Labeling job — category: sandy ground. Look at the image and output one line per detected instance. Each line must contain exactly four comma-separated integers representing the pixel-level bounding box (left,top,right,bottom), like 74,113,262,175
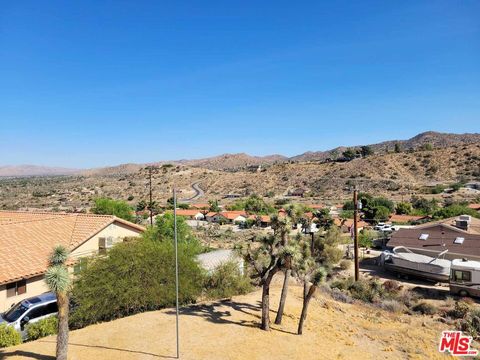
0,280,452,360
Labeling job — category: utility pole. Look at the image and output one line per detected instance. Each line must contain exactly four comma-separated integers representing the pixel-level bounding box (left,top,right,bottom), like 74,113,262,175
173,188,180,359
353,189,360,281
149,167,153,226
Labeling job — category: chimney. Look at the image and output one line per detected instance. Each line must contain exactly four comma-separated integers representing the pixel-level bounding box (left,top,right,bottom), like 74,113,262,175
455,215,472,231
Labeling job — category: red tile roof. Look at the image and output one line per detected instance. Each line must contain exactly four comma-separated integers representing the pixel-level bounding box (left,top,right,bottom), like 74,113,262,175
0,211,144,285
174,209,204,217
468,204,480,211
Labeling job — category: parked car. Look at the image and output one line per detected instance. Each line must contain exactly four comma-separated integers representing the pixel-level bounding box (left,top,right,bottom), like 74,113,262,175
374,222,386,230
0,292,57,339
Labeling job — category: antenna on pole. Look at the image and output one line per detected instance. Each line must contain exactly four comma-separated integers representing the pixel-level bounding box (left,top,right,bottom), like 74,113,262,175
173,187,180,358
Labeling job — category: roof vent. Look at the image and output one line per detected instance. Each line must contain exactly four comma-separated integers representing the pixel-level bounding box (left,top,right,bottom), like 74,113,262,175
419,233,429,240
454,237,465,244
462,258,468,262
456,215,471,231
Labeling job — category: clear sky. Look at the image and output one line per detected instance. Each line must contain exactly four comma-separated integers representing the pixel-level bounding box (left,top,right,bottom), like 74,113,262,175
1,1,479,168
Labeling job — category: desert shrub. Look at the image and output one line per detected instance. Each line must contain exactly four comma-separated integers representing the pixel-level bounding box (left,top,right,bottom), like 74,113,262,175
329,288,354,304
412,302,437,315
204,261,252,300
339,259,352,270
348,279,383,303
0,324,22,348
383,280,402,294
71,239,204,328
25,316,58,341
396,290,418,308
448,301,471,319
378,299,406,313
330,277,355,291
460,309,480,339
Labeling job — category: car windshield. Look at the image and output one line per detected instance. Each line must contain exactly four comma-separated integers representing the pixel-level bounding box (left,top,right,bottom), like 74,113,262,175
3,302,29,322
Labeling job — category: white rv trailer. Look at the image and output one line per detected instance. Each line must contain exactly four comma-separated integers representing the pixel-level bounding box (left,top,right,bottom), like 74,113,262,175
380,246,451,282
450,259,480,298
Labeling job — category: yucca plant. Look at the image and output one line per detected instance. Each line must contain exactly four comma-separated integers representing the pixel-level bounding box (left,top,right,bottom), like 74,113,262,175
45,245,70,360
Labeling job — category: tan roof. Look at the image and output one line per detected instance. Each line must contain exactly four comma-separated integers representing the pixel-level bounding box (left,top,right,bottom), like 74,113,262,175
0,211,144,285
190,203,210,210
248,215,271,223
389,214,428,223
413,216,480,235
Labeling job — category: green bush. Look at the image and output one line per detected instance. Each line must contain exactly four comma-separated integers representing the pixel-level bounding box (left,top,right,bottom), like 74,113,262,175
460,309,480,339
448,301,471,319
71,239,204,328
204,261,252,300
26,316,58,341
412,302,437,315
0,324,22,348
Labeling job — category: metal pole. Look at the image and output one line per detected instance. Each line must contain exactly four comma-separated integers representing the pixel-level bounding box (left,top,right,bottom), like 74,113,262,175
149,168,153,226
353,189,360,281
173,188,180,358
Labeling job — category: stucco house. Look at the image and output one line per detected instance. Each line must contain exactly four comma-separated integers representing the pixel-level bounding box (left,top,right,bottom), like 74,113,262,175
0,211,144,311
174,209,205,220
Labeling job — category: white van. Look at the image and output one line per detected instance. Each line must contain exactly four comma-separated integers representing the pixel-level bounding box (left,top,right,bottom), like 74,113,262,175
0,292,58,339
450,259,480,298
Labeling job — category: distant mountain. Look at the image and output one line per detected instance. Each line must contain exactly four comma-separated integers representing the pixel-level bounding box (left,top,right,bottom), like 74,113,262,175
3,131,479,177
291,131,480,162
0,165,78,177
177,153,287,171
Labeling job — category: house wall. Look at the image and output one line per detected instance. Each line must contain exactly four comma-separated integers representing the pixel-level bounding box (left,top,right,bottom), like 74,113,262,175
0,222,142,312
0,275,48,312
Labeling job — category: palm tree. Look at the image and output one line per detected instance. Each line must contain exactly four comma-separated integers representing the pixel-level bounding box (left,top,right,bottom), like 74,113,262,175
45,245,71,360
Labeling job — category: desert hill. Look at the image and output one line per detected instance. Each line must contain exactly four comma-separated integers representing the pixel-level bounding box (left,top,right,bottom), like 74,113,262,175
2,131,479,177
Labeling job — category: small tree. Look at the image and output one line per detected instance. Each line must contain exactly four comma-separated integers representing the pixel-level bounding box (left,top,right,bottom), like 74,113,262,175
342,148,356,161
395,202,413,215
394,143,402,153
45,246,71,360
360,146,373,157
91,197,134,222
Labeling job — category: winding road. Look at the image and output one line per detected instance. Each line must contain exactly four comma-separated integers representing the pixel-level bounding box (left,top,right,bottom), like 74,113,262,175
180,181,204,202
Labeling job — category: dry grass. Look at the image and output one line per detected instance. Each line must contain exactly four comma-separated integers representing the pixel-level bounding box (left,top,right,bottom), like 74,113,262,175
0,279,452,360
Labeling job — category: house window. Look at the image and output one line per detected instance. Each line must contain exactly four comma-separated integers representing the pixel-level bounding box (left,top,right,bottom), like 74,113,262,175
452,270,471,283
454,237,465,245
6,279,27,298
419,233,429,240
73,258,88,275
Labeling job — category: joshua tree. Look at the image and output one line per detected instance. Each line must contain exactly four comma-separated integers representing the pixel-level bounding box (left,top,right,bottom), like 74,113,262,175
297,268,326,335
45,245,71,360
241,230,286,331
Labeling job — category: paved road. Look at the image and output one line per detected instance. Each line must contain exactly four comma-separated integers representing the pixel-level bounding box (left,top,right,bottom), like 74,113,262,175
180,181,204,202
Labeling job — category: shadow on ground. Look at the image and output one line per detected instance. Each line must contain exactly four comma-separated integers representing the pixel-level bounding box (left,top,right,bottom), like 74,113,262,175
166,299,261,329
166,299,298,335
13,340,177,359
0,350,55,360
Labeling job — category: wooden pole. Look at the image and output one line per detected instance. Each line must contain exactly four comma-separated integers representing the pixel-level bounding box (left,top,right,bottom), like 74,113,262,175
353,189,360,281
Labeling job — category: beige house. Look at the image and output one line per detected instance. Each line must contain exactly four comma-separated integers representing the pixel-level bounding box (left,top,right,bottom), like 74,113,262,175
0,211,144,311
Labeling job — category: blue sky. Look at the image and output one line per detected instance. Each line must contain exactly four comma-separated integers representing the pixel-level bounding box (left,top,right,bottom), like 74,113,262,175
0,0,479,168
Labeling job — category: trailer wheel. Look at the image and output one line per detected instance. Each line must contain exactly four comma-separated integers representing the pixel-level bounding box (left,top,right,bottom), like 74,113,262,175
459,290,469,297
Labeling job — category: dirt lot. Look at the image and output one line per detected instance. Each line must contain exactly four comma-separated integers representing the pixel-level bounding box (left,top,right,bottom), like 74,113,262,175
1,280,452,360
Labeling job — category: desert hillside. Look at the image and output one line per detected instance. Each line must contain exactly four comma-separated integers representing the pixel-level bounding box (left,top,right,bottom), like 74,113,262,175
0,281,449,360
